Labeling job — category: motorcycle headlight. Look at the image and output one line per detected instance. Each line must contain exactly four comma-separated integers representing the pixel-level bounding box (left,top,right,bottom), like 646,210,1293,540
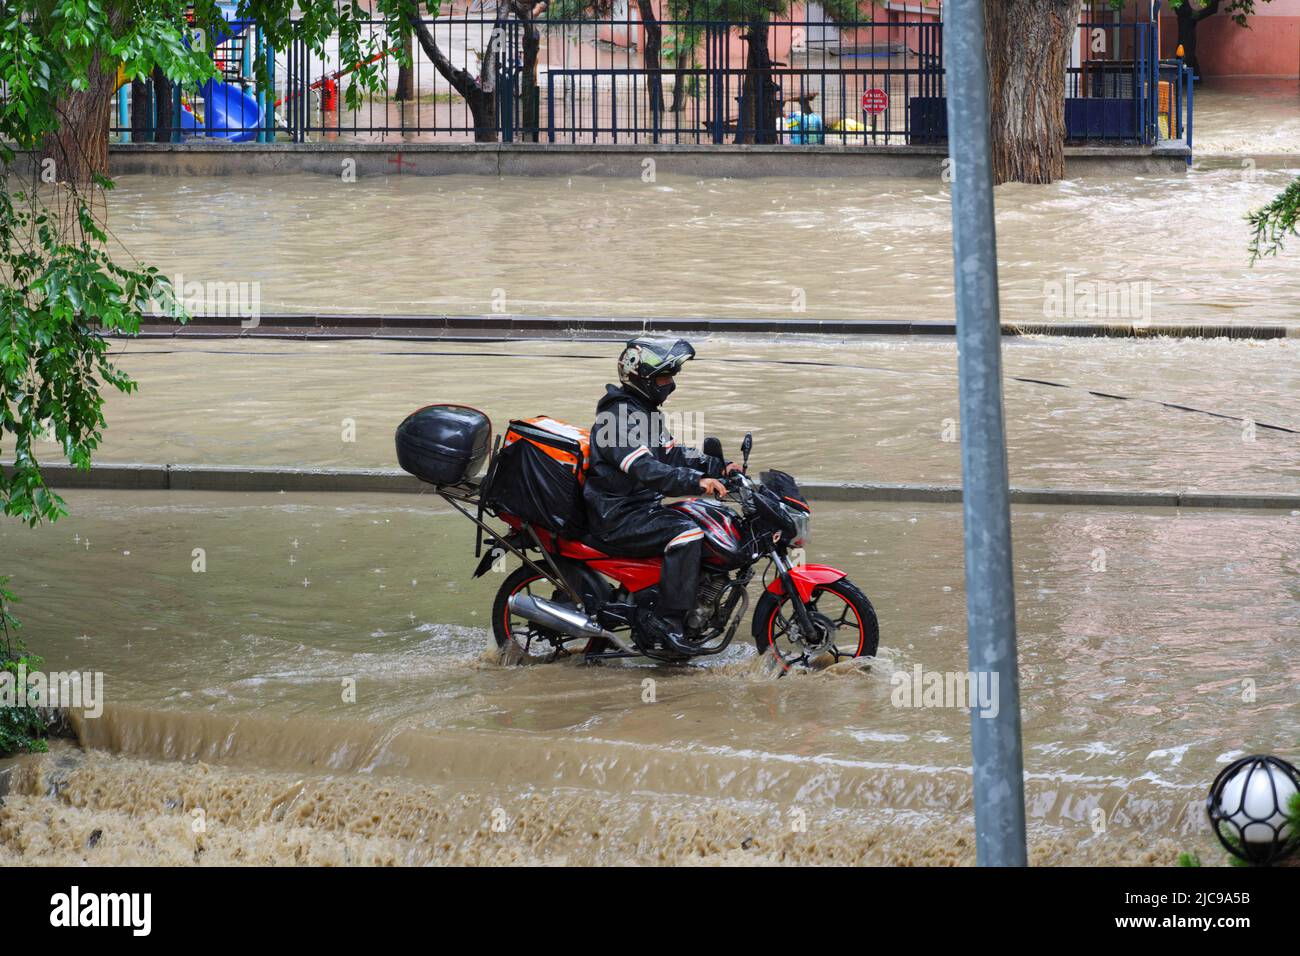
786,506,811,548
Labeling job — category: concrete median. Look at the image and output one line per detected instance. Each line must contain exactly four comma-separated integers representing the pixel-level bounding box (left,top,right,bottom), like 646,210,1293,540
12,461,1297,510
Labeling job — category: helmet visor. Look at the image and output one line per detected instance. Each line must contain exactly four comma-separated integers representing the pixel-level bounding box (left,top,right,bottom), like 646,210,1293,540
639,338,695,376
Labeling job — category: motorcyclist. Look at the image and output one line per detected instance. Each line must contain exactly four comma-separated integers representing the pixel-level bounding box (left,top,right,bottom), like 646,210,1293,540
584,338,740,656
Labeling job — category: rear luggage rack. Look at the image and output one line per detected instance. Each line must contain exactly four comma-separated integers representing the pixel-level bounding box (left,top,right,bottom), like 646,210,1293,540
426,469,586,611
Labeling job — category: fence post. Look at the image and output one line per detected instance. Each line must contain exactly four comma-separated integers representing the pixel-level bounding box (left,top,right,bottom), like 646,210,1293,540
496,21,515,144
256,27,267,144
708,22,724,144
172,84,182,143
294,32,304,144
941,0,1028,868
265,34,276,143
547,72,555,143
286,30,296,143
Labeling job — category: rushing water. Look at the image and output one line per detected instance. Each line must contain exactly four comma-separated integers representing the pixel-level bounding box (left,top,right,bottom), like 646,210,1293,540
1192,79,1300,156
104,164,1300,328
2,490,1296,864
65,337,1300,493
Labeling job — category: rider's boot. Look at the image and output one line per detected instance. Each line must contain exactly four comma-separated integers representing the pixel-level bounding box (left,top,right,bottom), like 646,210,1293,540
640,610,694,657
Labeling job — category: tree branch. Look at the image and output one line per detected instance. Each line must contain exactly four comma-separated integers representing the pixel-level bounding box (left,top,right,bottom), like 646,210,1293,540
407,12,478,96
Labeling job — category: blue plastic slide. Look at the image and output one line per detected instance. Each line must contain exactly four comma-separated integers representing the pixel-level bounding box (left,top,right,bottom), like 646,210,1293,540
196,78,261,142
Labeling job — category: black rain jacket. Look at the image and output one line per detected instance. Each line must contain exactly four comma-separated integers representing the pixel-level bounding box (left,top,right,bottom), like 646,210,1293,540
583,385,726,533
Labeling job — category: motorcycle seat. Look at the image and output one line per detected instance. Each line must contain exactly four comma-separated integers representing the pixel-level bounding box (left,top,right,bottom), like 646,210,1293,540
560,533,662,560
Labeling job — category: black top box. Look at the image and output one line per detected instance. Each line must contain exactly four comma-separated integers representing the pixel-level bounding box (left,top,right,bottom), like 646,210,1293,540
395,404,492,486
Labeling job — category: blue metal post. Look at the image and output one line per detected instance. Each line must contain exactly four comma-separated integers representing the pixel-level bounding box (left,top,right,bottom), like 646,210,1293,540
1136,23,1146,143
118,85,130,143
941,0,1028,868
1154,23,1164,143
256,27,267,143
264,34,276,143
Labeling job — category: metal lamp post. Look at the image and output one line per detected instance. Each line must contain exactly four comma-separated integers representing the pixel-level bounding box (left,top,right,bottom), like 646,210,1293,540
942,0,1029,867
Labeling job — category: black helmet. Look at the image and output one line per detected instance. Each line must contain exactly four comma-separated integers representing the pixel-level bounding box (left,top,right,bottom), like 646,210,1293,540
618,337,695,406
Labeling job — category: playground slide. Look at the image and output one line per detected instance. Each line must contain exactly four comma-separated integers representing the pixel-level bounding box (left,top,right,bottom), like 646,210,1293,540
180,11,263,142
195,78,261,142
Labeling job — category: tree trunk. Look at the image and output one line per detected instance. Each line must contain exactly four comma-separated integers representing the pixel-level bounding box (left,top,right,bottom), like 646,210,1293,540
636,0,664,123
39,50,119,183
669,51,688,114
409,14,500,142
130,80,152,141
736,15,779,144
151,67,175,144
1174,0,1221,78
669,0,693,113
396,25,415,101
520,15,541,141
984,0,1079,184
467,88,498,142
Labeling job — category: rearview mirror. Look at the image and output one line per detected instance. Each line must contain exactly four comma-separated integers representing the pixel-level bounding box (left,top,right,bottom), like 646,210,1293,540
741,433,753,472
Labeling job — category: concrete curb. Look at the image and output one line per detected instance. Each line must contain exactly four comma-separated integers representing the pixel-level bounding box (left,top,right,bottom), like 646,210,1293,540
17,462,1299,510
104,141,1192,179
118,314,1299,341
1195,153,1300,170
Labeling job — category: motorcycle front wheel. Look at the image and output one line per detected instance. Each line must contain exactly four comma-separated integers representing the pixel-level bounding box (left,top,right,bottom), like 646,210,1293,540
752,577,879,672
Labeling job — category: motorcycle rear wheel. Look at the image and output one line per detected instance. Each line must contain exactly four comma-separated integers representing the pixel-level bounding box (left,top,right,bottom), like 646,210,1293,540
491,565,584,662
752,578,879,672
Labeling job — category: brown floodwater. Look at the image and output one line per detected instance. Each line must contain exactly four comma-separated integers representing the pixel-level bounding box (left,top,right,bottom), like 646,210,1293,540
7,101,1299,864
54,337,1300,493
1,490,1296,864
1191,79,1300,156
103,165,1300,328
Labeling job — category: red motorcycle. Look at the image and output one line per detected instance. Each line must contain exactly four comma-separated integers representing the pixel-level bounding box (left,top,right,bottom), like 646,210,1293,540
396,406,878,671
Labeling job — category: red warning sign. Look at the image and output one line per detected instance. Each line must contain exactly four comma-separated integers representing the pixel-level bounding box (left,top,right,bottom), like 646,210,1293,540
861,89,889,115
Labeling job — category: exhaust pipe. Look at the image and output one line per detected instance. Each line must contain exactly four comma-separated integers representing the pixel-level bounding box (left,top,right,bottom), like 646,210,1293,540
507,593,638,655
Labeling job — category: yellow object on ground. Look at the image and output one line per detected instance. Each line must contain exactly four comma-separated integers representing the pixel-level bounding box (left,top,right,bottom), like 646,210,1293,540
830,118,865,132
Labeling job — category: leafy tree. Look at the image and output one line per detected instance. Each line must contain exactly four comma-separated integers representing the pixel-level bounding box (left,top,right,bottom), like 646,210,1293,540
1,1,437,518
0,3,405,750
1248,176,1299,262
0,579,48,756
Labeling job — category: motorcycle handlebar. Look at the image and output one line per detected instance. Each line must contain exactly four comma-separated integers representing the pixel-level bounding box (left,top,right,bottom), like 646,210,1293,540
724,471,759,514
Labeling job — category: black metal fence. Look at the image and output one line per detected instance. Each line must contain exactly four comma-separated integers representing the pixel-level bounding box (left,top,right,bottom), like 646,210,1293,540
279,14,945,146
110,12,1191,149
